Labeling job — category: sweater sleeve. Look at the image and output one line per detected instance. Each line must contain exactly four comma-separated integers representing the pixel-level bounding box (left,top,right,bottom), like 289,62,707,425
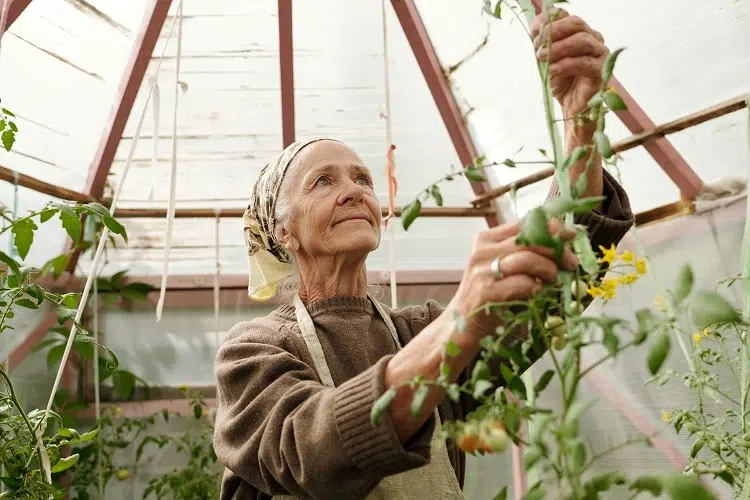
213,318,434,499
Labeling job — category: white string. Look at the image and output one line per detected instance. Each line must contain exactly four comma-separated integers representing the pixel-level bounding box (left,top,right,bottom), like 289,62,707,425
1,2,10,494
35,2,185,485
148,78,160,201
381,0,398,309
213,209,221,350
156,2,184,321
92,260,103,498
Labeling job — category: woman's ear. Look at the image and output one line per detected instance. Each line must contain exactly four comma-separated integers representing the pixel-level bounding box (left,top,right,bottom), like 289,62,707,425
276,225,300,253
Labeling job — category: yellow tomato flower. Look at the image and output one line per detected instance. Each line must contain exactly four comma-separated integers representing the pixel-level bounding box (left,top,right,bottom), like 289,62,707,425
693,332,703,347
616,273,638,285
703,328,710,337
598,244,618,265
587,285,603,298
114,407,123,417
635,258,648,275
619,250,635,263
662,410,672,423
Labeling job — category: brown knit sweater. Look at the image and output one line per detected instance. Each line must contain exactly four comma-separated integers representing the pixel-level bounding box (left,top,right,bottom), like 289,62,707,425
214,171,634,499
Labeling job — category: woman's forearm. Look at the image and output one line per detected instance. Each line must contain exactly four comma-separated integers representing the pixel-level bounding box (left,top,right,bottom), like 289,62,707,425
384,303,480,443
565,122,603,200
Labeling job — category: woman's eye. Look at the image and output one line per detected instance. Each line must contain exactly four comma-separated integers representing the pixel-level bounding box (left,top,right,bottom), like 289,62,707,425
355,176,370,186
315,177,330,187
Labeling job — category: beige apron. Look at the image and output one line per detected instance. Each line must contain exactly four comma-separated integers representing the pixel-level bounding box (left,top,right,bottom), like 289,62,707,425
272,295,465,500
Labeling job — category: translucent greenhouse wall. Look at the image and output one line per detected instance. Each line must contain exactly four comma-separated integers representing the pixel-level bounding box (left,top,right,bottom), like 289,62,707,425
1,199,745,499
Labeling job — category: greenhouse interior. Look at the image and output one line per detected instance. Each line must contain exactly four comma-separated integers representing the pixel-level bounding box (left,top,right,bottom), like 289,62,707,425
1,0,749,498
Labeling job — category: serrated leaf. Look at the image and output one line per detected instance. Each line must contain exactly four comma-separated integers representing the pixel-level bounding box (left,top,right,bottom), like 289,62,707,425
690,290,741,328
545,195,605,217
51,454,79,473
371,387,397,425
573,228,599,275
11,218,37,259
594,131,613,158
517,207,554,248
401,199,422,231
56,307,77,324
103,216,128,242
463,166,485,182
534,370,554,394
471,360,490,382
674,265,694,304
43,253,71,278
410,383,429,416
60,293,80,308
59,210,81,243
15,298,38,309
430,185,443,207
0,250,20,274
444,340,461,357
1,129,15,151
647,331,670,375
83,202,110,218
603,91,626,110
602,47,625,83
473,379,493,399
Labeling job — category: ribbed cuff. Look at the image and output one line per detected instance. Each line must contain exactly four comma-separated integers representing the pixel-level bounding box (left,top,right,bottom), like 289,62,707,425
574,169,634,252
334,355,435,478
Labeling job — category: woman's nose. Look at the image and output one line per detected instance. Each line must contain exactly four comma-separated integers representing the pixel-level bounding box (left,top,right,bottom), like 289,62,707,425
337,180,365,205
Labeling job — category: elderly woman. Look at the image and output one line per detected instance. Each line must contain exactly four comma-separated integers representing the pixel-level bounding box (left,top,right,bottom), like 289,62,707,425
214,9,634,500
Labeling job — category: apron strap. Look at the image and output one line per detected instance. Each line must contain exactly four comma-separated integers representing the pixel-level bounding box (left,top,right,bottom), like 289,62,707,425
293,295,336,388
293,294,401,388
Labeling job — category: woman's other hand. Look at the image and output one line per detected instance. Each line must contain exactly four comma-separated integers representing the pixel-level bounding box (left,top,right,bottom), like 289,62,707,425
532,7,609,119
452,217,579,339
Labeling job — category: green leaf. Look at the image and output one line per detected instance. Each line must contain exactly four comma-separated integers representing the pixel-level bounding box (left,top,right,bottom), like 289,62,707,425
120,282,154,301
630,475,662,496
15,298,38,309
401,199,422,231
463,166,485,182
47,345,66,368
1,477,23,489
84,202,110,218
569,439,587,473
602,47,625,83
8,121,17,132
520,489,545,500
594,131,613,158
533,370,554,394
1,129,15,151
573,170,589,198
112,370,136,400
516,207,554,247
0,250,20,274
471,360,490,382
634,309,656,345
39,207,57,223
51,454,79,473
603,329,619,357
647,331,670,375
716,470,734,486
503,158,516,168
60,293,80,308
493,1,502,18
43,253,71,278
493,486,507,500
446,384,461,402
31,338,61,353
2,108,16,117
103,216,128,242
443,340,461,357
690,290,741,328
564,399,593,430
564,146,588,169
573,229,599,275
603,91,626,110
73,339,96,361
56,307,77,324
26,284,44,304
410,383,429,416
523,446,543,470
659,473,712,500
473,379,493,399
59,210,81,243
430,185,443,207
690,438,704,458
11,218,37,259
587,471,627,492
545,196,606,217
674,265,694,304
371,387,397,425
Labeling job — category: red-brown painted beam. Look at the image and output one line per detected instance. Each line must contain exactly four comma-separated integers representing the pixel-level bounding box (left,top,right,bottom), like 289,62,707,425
390,0,502,228
529,0,703,198
3,0,33,32
65,0,174,273
278,0,295,148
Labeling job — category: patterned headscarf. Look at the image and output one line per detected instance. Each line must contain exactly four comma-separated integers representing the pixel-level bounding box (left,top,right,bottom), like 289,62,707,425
243,137,339,301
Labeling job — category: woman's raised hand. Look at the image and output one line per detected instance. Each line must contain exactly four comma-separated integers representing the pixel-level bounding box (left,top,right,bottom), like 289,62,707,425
453,217,579,338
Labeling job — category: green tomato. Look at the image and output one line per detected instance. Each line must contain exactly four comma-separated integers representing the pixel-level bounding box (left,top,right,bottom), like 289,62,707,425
480,421,510,453
544,315,566,338
568,301,584,315
553,336,567,351
570,279,588,299
115,468,130,481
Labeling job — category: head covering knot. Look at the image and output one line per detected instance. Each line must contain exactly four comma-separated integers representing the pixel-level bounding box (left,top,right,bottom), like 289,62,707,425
242,137,337,300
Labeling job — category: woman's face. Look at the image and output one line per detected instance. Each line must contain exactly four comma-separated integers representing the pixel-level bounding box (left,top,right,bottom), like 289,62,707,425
278,140,381,260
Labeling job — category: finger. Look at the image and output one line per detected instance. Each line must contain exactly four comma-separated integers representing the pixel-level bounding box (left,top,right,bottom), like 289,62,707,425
485,275,544,303
534,15,589,49
482,217,574,244
495,250,560,284
536,32,607,63
530,7,569,39
548,56,603,82
473,239,580,272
